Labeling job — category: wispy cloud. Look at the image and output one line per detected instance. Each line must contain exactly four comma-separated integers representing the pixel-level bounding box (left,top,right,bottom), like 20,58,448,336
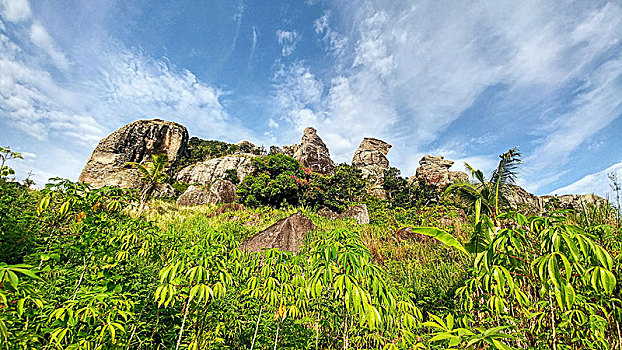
0,0,31,23
271,0,622,184
276,29,299,56
0,0,258,186
551,161,622,199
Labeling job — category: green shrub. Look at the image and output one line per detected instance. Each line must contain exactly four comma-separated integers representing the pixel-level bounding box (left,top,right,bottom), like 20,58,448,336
382,167,439,208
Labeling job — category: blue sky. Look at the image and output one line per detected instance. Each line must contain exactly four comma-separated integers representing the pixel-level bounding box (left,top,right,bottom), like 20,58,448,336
1,0,622,197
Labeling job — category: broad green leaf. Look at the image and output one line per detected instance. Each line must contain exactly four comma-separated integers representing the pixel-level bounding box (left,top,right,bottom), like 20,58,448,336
409,227,468,255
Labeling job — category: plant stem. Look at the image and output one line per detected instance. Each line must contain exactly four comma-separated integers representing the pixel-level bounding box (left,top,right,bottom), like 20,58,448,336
176,296,191,350
250,305,263,350
72,251,94,300
273,321,280,350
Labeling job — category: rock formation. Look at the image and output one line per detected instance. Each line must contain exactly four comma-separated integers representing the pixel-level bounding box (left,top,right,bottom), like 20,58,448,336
176,154,256,185
508,186,606,214
292,127,335,175
176,180,238,206
79,119,189,188
352,138,392,197
414,155,469,189
317,204,370,225
239,212,315,253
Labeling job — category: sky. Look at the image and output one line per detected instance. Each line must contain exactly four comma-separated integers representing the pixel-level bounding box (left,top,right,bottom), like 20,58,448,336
1,0,622,198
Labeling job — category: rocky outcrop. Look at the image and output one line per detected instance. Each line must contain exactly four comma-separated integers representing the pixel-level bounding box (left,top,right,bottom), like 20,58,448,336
352,138,392,197
292,127,335,175
317,204,370,225
176,154,256,185
79,119,189,188
414,155,468,189
508,185,607,213
239,213,315,253
176,180,238,206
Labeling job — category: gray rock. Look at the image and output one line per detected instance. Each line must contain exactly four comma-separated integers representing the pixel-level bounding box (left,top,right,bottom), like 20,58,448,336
79,119,188,188
177,180,238,206
176,154,256,185
240,212,315,253
318,204,370,225
293,127,335,175
352,138,392,198
414,155,468,189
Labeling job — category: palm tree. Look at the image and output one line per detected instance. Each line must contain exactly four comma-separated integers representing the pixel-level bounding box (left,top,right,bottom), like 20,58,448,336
128,154,168,210
444,148,522,221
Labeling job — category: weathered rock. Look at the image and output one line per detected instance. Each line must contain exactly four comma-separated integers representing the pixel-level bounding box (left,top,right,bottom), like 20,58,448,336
414,155,468,189
352,138,392,197
79,119,189,188
176,154,256,185
153,183,176,198
293,127,335,175
317,204,370,225
507,185,607,214
176,180,238,206
239,213,315,253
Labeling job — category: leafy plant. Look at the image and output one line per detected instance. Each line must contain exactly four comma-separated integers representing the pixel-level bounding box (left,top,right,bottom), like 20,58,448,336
129,154,169,210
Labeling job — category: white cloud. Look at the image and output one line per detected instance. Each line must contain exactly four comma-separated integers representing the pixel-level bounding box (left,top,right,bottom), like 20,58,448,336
551,161,622,199
29,22,70,70
0,0,31,23
277,0,622,192
276,29,299,56
1,15,259,183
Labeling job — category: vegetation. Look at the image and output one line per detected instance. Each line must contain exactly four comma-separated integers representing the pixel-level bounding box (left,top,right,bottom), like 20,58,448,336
177,137,265,170
237,154,366,212
1,146,622,349
129,154,169,210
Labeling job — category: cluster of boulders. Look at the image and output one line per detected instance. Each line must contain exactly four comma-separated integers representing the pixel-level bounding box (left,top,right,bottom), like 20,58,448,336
412,155,468,189
78,118,605,215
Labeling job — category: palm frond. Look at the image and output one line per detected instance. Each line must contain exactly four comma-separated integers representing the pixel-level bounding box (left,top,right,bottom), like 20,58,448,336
490,148,522,187
465,163,486,185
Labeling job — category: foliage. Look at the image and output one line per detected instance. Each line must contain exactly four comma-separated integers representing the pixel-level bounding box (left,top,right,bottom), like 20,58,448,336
383,167,440,209
237,156,367,211
177,137,265,170
0,146,23,178
2,143,622,349
129,154,169,210
444,148,522,219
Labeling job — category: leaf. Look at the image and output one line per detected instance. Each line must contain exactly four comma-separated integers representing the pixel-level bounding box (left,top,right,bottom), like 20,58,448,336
409,227,468,255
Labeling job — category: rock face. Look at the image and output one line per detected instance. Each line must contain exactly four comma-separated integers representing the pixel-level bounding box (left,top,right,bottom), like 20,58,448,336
239,213,315,253
176,154,256,185
79,119,189,188
293,127,335,175
352,138,392,197
317,204,370,225
508,186,607,214
414,155,469,189
176,180,238,206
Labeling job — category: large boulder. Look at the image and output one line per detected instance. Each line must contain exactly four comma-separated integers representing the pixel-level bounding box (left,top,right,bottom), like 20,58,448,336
239,213,315,253
414,155,468,189
79,119,189,188
176,154,256,185
352,138,392,197
176,180,238,206
293,127,335,175
317,204,370,225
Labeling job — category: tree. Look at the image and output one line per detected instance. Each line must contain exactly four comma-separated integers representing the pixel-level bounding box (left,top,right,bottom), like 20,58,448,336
128,154,168,210
0,146,23,179
444,148,521,221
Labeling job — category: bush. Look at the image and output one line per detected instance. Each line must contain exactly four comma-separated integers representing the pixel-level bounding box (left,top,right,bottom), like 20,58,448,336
382,167,439,208
238,157,367,211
